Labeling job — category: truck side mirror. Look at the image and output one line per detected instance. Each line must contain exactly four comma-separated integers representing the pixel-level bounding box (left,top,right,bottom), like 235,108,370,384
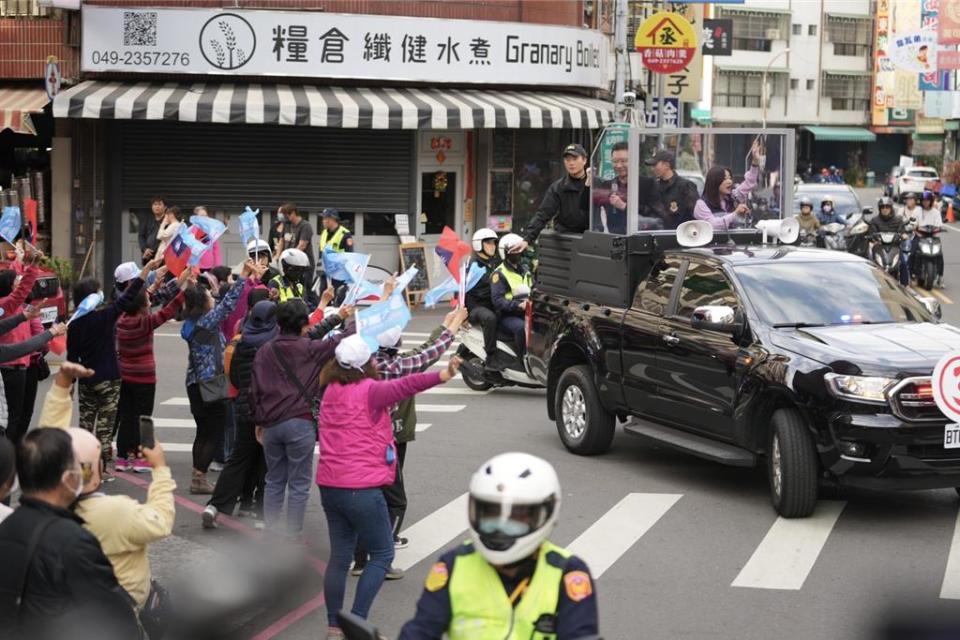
691,305,740,333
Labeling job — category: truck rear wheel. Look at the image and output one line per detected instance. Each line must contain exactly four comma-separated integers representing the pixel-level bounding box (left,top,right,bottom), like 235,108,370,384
555,365,615,455
768,409,818,518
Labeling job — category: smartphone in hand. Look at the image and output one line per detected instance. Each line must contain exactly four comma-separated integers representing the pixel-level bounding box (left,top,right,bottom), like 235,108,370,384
139,416,156,450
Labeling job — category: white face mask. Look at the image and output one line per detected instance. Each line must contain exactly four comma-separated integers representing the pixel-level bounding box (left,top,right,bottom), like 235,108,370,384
822,205,832,213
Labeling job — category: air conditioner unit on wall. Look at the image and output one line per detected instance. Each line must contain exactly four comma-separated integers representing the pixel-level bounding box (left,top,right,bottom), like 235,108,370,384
0,0,49,16
766,28,782,40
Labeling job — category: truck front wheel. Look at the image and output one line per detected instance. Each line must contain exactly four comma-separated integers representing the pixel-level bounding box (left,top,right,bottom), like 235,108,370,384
555,365,615,455
768,408,819,518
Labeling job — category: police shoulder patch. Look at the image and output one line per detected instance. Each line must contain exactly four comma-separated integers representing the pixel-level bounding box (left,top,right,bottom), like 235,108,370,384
491,272,500,284
563,570,593,602
425,562,449,592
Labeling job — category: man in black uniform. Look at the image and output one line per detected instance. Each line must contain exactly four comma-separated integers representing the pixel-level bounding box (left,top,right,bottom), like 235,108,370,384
514,143,591,254
464,229,501,370
646,150,699,230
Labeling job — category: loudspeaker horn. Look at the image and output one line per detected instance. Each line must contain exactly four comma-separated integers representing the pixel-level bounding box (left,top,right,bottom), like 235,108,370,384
755,218,799,245
676,220,713,248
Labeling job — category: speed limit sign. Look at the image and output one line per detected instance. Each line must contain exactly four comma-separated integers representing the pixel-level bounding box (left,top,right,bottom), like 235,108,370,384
933,351,960,424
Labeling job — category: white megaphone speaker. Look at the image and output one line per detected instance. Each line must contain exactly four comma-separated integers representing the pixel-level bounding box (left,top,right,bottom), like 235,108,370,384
676,220,714,248
755,218,800,245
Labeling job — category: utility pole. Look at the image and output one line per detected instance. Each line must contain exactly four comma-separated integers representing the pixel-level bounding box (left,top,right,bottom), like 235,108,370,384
614,0,628,121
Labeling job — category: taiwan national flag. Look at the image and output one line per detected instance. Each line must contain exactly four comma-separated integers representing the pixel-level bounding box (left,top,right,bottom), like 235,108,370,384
164,226,205,276
435,226,471,282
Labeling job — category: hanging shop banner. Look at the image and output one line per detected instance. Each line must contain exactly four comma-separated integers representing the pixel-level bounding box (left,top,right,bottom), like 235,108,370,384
872,0,892,127
919,1,949,91
940,0,960,44
940,50,960,70
81,6,608,89
643,98,680,129
635,11,697,75
889,29,939,73
701,19,732,56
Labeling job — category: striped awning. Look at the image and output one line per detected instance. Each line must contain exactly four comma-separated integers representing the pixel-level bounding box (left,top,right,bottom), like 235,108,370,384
0,86,49,135
53,81,613,130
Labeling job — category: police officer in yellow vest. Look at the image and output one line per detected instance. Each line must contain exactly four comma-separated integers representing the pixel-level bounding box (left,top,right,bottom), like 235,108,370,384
319,208,354,296
269,248,308,302
399,453,598,640
490,233,533,360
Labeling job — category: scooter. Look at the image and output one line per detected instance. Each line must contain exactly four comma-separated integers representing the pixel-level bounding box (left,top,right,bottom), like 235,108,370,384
869,229,908,279
845,211,871,258
913,225,943,290
819,222,849,251
456,320,543,392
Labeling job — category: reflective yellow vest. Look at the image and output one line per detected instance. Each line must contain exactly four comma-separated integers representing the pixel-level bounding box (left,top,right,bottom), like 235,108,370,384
493,263,533,300
319,225,351,253
269,275,304,302
448,541,568,640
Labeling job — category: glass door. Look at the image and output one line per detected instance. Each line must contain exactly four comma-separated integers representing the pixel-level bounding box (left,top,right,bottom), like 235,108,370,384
419,168,461,238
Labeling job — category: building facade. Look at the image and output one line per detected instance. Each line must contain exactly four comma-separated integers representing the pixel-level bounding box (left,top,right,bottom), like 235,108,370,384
48,0,614,283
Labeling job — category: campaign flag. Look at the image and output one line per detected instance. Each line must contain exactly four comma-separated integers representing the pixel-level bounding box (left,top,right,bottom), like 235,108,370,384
0,206,22,244
69,292,103,324
354,278,384,302
164,225,205,275
342,254,371,306
435,226,471,281
322,248,369,283
48,334,66,356
23,199,37,243
394,266,419,295
356,293,413,351
308,305,326,327
424,262,485,308
187,216,227,266
238,206,260,247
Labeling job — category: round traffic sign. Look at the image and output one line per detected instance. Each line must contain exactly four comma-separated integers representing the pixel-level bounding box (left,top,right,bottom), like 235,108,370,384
634,11,697,75
933,351,960,423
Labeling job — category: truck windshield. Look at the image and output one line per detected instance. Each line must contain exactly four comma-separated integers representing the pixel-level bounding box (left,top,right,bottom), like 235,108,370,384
734,261,933,327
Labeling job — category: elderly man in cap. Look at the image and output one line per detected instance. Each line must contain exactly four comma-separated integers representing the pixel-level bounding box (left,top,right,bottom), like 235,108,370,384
513,142,592,254
647,149,699,230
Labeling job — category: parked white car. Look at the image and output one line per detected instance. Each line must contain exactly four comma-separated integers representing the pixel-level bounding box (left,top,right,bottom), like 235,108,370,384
894,166,939,201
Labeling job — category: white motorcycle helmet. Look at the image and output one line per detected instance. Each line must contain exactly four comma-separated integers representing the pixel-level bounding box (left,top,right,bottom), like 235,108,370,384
246,238,271,258
472,228,498,253
498,233,525,261
468,452,561,566
279,248,309,277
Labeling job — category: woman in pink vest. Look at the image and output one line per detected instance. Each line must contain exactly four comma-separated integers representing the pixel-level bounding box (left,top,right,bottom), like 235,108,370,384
317,334,461,640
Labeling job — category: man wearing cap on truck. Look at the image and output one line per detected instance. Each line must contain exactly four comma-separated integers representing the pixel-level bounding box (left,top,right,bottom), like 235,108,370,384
646,149,698,231
512,143,592,254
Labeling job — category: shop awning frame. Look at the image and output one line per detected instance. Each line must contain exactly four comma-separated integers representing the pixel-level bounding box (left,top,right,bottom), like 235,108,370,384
52,81,613,130
804,126,876,142
0,86,49,135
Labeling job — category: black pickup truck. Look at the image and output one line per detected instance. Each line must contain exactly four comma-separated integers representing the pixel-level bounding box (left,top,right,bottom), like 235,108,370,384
528,230,960,517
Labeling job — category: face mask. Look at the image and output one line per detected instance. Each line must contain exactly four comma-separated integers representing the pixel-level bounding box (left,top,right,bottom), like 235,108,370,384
479,517,530,537
823,205,832,213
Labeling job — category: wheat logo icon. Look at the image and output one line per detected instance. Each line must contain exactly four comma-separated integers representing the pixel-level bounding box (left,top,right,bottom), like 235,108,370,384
199,13,256,70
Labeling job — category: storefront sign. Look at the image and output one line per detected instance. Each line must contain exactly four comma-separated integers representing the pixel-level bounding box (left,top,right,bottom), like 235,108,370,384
917,115,945,133
44,56,61,99
665,3,703,102
940,50,960,70
701,19,732,56
81,6,608,89
940,0,960,44
635,11,697,75
420,131,464,164
872,0,892,127
889,29,939,73
644,98,680,128
919,1,949,91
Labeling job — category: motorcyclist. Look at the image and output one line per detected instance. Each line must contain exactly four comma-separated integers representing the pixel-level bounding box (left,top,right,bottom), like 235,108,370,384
465,229,502,371
868,196,909,285
901,192,922,222
269,248,309,302
399,452,598,640
816,196,846,226
490,234,532,361
910,190,945,288
795,197,820,235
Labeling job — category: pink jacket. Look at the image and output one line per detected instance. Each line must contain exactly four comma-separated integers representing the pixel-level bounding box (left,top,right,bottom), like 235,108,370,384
197,240,222,271
0,311,42,367
316,371,442,489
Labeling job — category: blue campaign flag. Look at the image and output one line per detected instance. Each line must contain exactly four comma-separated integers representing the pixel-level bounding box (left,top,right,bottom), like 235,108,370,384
187,216,227,266
354,278,383,301
323,249,370,283
238,206,260,247
0,206,22,244
68,292,104,324
424,262,485,308
356,293,412,351
394,266,419,295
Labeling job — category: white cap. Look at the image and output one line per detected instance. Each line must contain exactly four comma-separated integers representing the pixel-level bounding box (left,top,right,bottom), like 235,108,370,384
376,326,403,349
114,262,140,284
335,334,372,371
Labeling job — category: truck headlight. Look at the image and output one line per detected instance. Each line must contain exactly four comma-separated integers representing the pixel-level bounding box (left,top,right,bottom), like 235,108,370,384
824,373,895,404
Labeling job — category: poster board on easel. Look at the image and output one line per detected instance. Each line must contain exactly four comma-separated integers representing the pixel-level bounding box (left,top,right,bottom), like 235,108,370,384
398,242,431,307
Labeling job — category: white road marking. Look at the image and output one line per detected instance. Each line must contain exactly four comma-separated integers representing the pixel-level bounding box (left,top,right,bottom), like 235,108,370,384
161,443,193,452
732,501,845,590
566,493,682,578
394,493,470,571
417,404,466,413
154,418,195,428
422,387,489,396
415,423,433,432
940,506,960,599
161,397,190,406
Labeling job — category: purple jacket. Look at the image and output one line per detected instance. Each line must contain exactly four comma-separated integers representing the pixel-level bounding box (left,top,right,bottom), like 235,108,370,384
316,372,443,489
693,166,758,230
249,332,349,427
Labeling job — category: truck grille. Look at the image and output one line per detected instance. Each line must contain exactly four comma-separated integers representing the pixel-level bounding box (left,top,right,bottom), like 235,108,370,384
889,377,944,423
32,276,60,301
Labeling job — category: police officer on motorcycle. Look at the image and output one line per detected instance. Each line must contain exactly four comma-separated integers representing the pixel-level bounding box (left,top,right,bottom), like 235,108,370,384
466,229,502,371
868,196,909,285
269,248,309,302
491,234,532,361
399,453,599,640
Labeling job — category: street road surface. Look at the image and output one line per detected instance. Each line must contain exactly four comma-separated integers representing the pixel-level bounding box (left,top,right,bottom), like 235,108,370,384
23,208,960,640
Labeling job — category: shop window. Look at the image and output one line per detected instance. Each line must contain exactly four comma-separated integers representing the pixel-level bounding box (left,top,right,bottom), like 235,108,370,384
489,171,513,218
363,212,400,237
492,130,514,169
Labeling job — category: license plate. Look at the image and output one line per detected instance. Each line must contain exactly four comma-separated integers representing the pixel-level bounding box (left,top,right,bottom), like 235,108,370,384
945,424,960,449
40,307,57,324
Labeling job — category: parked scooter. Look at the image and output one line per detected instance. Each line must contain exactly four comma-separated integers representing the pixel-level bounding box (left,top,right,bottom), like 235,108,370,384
913,225,943,290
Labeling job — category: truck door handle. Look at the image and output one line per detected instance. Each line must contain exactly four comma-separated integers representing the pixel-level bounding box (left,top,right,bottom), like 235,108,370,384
662,334,680,346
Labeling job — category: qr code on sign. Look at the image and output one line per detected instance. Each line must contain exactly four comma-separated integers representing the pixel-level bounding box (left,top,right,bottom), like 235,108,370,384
123,11,157,46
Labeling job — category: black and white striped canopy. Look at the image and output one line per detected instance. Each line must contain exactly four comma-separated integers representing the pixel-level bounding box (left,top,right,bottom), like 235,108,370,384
53,81,613,130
